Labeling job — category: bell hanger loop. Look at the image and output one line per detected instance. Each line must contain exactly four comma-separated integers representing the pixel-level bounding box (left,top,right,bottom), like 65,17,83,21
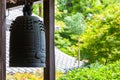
23,0,33,16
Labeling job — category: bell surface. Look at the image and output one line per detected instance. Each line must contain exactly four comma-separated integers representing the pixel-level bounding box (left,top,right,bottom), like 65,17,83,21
9,16,46,67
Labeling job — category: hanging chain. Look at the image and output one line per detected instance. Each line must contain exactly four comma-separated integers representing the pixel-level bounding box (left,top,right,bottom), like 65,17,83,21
23,0,33,16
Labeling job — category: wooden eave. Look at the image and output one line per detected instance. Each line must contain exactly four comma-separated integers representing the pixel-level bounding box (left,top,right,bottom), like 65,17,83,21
7,0,42,8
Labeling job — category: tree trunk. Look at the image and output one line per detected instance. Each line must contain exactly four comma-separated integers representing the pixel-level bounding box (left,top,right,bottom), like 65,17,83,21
78,37,80,67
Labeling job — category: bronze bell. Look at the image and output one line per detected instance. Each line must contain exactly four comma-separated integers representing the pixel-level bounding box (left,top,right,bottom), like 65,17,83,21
9,2,46,67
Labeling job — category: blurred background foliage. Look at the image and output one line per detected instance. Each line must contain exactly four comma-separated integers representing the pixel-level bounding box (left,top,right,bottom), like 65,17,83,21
58,60,120,80
7,71,63,80
55,0,120,65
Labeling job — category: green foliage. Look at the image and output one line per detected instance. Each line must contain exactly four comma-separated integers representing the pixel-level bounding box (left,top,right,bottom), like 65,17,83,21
80,3,120,64
56,0,120,20
6,69,43,80
55,0,120,64
55,30,78,57
7,70,63,80
33,4,39,15
33,4,43,17
57,60,120,80
55,13,85,57
64,13,85,35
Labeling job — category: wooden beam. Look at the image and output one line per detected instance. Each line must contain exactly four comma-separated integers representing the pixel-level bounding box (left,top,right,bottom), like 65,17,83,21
7,0,42,8
43,0,55,80
0,0,6,80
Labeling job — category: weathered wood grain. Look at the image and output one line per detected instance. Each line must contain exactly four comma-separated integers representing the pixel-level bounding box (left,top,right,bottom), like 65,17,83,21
44,0,55,80
0,0,6,80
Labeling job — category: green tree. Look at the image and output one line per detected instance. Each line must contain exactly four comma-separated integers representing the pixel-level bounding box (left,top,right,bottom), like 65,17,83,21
64,13,85,66
55,0,120,65
55,13,85,62
56,0,120,20
80,3,120,64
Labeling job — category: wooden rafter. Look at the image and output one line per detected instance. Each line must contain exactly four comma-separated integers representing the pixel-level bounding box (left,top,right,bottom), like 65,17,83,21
7,0,42,8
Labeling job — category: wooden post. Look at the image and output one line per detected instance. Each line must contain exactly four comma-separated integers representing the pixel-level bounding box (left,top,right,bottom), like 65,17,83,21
43,0,55,80
0,0,6,80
